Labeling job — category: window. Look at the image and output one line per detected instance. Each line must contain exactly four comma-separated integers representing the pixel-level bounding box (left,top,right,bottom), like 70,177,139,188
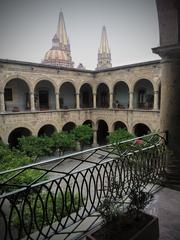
4,88,13,101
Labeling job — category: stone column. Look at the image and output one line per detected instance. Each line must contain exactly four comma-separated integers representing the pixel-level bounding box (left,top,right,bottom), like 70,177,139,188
92,129,97,147
153,45,180,184
129,91,133,109
93,93,96,108
0,92,5,112
76,93,80,109
56,93,60,110
109,92,113,108
153,91,159,110
30,92,35,111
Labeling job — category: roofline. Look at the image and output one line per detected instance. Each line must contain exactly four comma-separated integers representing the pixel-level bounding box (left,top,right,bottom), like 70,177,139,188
0,58,161,73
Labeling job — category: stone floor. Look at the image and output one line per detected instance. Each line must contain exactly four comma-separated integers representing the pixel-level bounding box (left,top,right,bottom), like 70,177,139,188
146,187,180,240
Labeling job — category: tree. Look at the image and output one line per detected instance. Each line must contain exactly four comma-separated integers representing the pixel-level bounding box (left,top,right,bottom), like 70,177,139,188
72,125,93,150
18,135,54,161
107,128,134,144
51,131,76,156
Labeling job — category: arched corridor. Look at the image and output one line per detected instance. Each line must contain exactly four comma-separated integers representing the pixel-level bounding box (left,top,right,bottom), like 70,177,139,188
8,127,31,148
80,84,93,108
34,80,56,110
97,83,109,108
62,122,76,132
133,79,154,109
133,123,151,137
59,82,76,109
38,124,56,137
113,82,129,109
4,78,30,112
113,121,127,131
97,120,109,145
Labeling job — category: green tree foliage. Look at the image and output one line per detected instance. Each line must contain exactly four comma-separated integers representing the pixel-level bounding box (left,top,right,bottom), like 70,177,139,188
72,125,93,150
107,128,134,144
18,136,54,160
51,131,76,156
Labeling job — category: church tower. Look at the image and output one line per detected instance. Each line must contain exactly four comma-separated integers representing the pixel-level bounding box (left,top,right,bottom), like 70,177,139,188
96,26,112,70
43,11,74,68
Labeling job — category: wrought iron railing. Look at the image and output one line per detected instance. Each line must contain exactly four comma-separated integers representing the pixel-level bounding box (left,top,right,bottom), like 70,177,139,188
0,133,167,240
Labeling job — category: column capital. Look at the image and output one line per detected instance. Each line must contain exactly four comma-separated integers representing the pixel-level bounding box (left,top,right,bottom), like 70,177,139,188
152,44,180,60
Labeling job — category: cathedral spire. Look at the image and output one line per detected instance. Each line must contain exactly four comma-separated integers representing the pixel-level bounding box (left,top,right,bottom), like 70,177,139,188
42,10,74,68
57,10,69,46
96,26,112,70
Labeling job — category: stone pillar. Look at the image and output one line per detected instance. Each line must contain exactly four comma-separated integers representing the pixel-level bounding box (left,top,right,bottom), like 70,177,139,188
129,91,133,109
93,93,96,108
153,45,180,184
0,92,5,112
76,93,80,109
92,129,97,147
153,91,159,110
30,92,35,111
109,92,113,108
56,93,60,110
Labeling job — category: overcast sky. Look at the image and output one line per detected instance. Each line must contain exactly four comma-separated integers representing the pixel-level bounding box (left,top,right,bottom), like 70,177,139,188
0,0,160,70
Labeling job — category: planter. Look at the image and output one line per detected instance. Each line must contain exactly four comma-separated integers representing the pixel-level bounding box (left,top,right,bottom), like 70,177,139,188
86,213,159,240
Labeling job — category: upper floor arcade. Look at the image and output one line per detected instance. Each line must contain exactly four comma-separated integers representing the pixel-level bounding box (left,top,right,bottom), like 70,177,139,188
0,58,161,113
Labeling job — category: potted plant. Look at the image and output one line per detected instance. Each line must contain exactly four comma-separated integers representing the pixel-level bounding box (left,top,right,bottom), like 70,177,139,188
86,143,163,240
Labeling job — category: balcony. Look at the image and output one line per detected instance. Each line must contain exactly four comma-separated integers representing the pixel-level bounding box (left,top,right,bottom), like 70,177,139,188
1,133,178,240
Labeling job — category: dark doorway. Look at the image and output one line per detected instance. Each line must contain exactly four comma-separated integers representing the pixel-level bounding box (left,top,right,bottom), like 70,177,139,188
97,120,108,145
8,127,31,148
38,125,56,137
134,123,150,137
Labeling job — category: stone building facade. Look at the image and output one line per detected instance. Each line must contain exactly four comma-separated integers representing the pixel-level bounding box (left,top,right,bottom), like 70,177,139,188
0,58,161,146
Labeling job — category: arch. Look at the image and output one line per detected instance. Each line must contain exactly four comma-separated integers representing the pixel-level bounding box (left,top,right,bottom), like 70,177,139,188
133,123,151,137
80,83,93,108
34,80,56,110
38,124,56,137
97,119,109,145
8,127,32,148
113,81,129,109
59,82,76,109
96,83,110,108
133,79,154,109
62,122,76,132
113,121,127,131
2,75,33,92
4,78,30,112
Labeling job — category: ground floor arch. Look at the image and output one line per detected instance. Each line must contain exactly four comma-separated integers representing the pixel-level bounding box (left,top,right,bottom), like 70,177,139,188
62,122,76,132
133,123,151,137
38,124,56,137
113,121,127,131
83,120,94,145
97,120,109,145
8,127,31,148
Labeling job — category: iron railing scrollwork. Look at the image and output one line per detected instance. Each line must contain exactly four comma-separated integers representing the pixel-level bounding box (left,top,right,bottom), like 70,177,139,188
0,133,167,240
